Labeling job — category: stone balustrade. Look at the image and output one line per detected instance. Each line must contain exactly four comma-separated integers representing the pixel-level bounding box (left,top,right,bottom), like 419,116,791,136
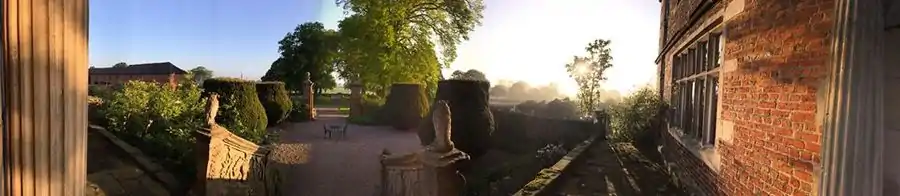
192,94,281,196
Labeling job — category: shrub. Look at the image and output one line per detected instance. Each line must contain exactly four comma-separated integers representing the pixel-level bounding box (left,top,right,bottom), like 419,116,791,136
348,94,385,125
288,103,312,122
256,82,293,126
202,78,268,140
98,81,206,190
419,80,494,159
608,86,666,143
382,83,430,130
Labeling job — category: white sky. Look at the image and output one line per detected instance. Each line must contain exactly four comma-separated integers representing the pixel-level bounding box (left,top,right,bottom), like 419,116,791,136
321,0,662,96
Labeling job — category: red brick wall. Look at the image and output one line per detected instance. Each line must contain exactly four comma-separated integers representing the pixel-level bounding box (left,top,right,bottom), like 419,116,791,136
89,74,185,86
658,0,833,195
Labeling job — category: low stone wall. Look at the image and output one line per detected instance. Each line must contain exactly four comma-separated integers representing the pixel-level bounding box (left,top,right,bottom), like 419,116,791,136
193,128,280,196
490,109,597,153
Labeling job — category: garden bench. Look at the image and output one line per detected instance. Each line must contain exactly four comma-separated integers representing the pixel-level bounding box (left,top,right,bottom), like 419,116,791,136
324,123,348,140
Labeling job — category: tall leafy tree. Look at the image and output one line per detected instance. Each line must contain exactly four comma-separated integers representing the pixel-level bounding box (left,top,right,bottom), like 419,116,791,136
450,69,487,81
113,62,128,68
262,22,338,94
189,66,214,83
566,39,614,114
334,0,485,97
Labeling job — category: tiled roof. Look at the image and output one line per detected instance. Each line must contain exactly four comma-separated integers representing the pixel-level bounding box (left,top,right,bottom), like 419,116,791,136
89,62,188,75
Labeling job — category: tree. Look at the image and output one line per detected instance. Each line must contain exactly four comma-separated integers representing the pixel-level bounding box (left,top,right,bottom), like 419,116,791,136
566,39,614,115
508,81,530,98
333,0,485,98
450,69,488,81
490,84,508,97
113,62,128,68
189,66,214,83
262,22,338,93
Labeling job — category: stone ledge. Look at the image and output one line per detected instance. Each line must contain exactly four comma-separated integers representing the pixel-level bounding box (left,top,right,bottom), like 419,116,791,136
88,125,182,193
513,134,601,196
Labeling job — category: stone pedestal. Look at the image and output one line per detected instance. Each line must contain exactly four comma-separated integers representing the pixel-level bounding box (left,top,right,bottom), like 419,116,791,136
420,149,469,196
349,82,364,118
302,72,316,121
2,0,90,194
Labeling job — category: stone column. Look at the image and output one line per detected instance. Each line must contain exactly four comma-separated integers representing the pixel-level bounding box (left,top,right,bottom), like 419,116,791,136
349,81,364,118
2,0,90,195
818,0,886,195
302,72,316,120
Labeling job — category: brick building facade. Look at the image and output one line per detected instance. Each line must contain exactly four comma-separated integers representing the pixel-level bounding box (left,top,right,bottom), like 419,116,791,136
652,0,895,195
656,0,900,194
89,62,188,87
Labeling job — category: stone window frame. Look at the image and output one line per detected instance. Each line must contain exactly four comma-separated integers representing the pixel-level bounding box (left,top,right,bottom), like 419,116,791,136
666,19,728,172
670,31,722,147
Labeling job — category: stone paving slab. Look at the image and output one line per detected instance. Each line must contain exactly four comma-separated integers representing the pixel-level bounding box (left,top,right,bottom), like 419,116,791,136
271,116,422,196
85,128,171,196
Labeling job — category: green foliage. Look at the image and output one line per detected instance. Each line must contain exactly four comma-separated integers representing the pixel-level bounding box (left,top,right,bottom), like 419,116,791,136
188,66,214,84
348,94,386,125
113,62,128,68
333,0,485,98
608,87,666,142
98,81,206,187
287,103,312,122
451,69,488,81
565,39,614,115
263,22,338,92
256,82,293,126
382,83,431,130
202,78,269,141
513,98,580,119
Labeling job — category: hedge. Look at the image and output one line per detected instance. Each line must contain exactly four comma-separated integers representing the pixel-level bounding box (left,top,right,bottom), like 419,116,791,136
382,83,430,130
256,82,293,126
418,79,494,159
202,78,268,141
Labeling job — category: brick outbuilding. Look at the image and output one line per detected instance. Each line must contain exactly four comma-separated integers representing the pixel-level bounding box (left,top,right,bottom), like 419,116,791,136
89,62,188,87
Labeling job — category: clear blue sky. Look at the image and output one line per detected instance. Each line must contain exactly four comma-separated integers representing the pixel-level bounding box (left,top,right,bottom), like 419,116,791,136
90,0,661,96
89,0,344,79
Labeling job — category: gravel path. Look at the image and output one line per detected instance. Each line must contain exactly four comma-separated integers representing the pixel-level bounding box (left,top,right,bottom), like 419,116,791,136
269,116,422,196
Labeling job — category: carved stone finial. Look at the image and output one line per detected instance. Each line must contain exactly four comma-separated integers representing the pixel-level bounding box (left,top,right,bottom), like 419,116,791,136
303,72,312,82
427,100,454,153
206,93,220,126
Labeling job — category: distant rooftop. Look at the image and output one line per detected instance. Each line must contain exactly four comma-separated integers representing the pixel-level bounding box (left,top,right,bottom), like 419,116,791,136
89,62,188,75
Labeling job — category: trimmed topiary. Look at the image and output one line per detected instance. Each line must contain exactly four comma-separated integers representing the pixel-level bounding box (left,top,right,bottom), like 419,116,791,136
256,82,293,126
202,78,268,136
418,79,494,159
381,83,430,130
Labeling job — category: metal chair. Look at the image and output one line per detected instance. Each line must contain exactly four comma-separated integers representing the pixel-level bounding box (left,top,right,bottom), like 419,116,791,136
323,123,348,140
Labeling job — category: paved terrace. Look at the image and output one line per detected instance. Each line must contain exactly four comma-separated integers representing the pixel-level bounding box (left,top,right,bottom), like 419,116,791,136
268,109,421,196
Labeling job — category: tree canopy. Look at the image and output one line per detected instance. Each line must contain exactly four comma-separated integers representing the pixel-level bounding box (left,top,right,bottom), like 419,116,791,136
262,22,338,93
113,62,128,68
566,39,613,114
189,66,214,83
333,0,485,97
450,69,488,81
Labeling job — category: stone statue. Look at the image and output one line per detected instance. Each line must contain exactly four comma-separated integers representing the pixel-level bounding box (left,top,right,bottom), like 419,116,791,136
382,100,466,165
425,100,454,153
206,93,220,126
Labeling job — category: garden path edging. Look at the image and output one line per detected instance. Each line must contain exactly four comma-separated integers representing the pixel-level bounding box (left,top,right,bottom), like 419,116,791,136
88,125,181,193
513,134,602,196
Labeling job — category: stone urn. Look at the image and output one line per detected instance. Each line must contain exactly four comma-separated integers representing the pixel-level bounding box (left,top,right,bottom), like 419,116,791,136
418,80,494,160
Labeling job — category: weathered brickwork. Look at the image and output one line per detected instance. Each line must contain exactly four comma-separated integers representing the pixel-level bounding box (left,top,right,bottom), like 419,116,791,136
657,0,834,195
